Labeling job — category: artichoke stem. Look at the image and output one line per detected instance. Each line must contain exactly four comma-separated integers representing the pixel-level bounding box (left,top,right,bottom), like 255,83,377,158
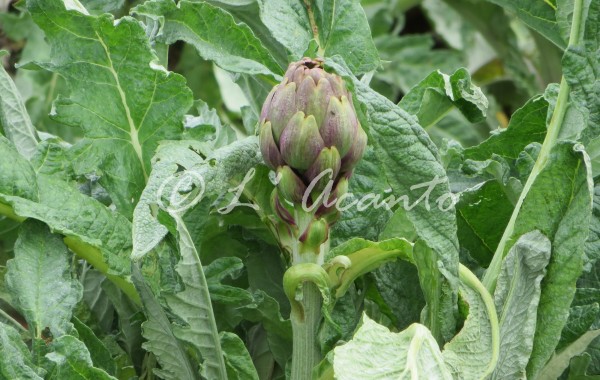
290,281,322,380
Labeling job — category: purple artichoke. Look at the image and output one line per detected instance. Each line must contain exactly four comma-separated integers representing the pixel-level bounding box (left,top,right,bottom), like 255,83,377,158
259,58,367,210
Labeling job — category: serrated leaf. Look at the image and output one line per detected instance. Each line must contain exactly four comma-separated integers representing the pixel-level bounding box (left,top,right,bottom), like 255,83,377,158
167,214,227,379
134,0,283,77
333,314,452,379
26,0,194,217
399,68,488,128
491,231,551,380
6,220,82,338
0,50,38,159
442,266,499,379
220,332,260,380
132,265,199,380
132,136,263,260
72,317,117,376
0,322,43,380
483,0,567,49
563,0,599,145
502,143,593,378
45,335,117,380
328,57,460,343
257,0,312,59
463,93,549,161
315,0,380,75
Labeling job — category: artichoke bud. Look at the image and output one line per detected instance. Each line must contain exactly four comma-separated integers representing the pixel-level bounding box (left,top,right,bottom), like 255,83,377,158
299,218,329,253
266,81,297,142
280,113,324,170
316,176,349,220
320,96,357,157
341,127,367,174
259,57,367,211
305,146,341,193
270,189,296,226
259,121,283,169
277,166,307,204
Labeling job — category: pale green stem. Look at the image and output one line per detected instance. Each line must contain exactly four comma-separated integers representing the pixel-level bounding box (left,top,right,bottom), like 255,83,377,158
460,264,499,378
290,282,322,380
303,0,324,56
0,308,28,333
482,0,585,292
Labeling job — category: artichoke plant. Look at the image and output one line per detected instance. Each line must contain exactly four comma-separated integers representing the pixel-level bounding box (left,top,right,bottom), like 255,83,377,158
259,58,367,263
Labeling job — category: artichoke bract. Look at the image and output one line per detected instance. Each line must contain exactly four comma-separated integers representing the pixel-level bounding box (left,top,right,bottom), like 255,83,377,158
259,58,367,215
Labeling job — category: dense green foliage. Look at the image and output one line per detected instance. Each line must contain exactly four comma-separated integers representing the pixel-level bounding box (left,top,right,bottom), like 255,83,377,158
0,0,599,379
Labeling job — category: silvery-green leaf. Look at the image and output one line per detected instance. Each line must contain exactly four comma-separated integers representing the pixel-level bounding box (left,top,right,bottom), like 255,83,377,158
26,0,194,218
45,335,117,380
0,322,43,380
0,50,38,159
133,0,283,78
333,314,452,380
6,220,82,338
491,231,551,380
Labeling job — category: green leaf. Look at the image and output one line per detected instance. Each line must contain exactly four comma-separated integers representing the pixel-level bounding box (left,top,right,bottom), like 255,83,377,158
0,136,38,201
132,136,263,260
539,330,600,380
504,143,593,378
567,353,600,379
456,180,514,267
167,214,227,380
133,0,283,78
483,0,567,49
332,314,452,379
371,260,425,331
6,220,82,338
256,0,312,60
45,335,117,380
331,148,393,246
463,94,549,161
559,304,600,351
375,35,463,93
442,265,499,379
491,231,551,380
0,322,43,380
328,57,460,342
562,0,599,145
0,50,38,159
442,0,539,96
315,0,380,75
132,265,199,380
26,0,194,217
399,68,488,128
220,332,260,380
72,317,117,376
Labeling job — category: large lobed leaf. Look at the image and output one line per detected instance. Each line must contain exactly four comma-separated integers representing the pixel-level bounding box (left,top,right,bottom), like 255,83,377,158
132,265,199,380
399,68,488,128
328,57,460,343
26,0,194,218
333,314,452,379
507,143,593,378
134,0,283,77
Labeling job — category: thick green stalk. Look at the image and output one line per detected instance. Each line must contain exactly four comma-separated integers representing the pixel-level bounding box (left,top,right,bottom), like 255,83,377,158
284,263,330,380
290,282,322,380
482,0,585,292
